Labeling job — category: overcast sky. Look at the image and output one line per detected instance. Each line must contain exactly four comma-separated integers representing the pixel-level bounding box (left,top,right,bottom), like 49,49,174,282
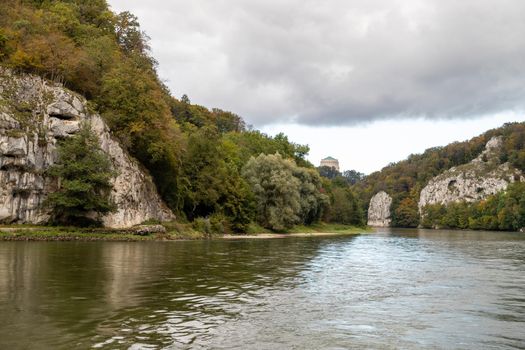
109,0,525,173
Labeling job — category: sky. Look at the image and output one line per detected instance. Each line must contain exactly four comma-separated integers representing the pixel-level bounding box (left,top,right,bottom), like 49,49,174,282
108,0,525,174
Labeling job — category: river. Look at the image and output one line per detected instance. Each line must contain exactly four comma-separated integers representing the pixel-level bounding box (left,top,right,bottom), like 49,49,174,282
0,229,524,349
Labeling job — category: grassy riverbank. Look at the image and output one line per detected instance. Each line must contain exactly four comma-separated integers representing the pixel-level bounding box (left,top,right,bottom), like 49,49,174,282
0,223,370,241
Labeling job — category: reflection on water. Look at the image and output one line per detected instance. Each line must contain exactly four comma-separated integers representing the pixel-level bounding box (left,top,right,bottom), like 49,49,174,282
0,230,524,349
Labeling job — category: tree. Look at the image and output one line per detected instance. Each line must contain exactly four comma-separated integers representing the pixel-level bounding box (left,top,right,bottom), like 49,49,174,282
98,58,183,209
212,108,245,133
220,168,255,232
326,187,364,226
420,204,446,229
45,123,116,226
224,130,312,169
318,165,340,179
342,170,365,185
393,197,420,228
114,11,148,55
242,153,302,230
175,127,255,232
243,153,327,230
294,166,329,225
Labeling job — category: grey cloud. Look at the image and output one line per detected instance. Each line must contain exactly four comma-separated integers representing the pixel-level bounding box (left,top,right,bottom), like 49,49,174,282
110,0,525,126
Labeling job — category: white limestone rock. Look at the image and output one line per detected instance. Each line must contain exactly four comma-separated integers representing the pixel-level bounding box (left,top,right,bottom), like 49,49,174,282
48,118,81,138
367,191,393,227
418,136,523,212
0,69,174,228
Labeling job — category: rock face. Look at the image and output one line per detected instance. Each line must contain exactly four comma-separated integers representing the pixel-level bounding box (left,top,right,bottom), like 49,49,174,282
418,136,523,212
0,69,174,228
367,191,393,227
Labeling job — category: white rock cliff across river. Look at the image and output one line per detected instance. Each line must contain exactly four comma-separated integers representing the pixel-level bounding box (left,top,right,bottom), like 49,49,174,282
418,136,523,212
367,191,393,227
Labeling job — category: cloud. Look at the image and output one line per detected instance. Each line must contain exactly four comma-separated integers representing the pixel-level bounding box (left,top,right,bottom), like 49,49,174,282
109,0,525,126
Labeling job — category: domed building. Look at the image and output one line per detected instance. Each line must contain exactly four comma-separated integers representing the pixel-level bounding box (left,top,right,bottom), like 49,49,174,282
320,156,340,172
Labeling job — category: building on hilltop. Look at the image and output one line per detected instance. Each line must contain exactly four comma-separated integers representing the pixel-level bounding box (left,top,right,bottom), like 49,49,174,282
320,156,340,172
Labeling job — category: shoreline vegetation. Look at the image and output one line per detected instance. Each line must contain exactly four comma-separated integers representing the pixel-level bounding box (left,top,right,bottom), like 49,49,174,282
0,1,367,235
0,223,371,242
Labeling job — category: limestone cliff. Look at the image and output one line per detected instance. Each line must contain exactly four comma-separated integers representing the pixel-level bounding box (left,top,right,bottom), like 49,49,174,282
418,136,523,212
0,70,174,228
367,191,392,227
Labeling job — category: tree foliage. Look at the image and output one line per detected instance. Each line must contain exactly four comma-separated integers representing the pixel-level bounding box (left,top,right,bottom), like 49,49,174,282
294,166,330,225
393,197,419,228
45,123,116,226
324,187,364,226
342,170,365,185
224,131,311,169
318,165,340,179
242,153,301,231
242,153,326,231
176,127,254,232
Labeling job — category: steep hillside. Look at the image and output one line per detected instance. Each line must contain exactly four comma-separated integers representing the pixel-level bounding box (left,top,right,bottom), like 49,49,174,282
359,122,525,230
418,136,523,210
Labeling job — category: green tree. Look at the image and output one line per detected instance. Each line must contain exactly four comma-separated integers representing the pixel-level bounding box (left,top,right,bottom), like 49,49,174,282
212,108,245,133
326,187,364,226
176,127,255,232
224,130,311,169
98,58,183,208
393,197,420,227
114,11,148,55
294,166,329,225
242,153,302,231
318,165,340,179
420,204,446,229
342,169,365,185
45,123,116,226
243,153,327,230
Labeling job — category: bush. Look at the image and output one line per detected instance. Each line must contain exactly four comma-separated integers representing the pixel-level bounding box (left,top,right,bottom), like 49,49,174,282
191,215,230,236
192,218,212,236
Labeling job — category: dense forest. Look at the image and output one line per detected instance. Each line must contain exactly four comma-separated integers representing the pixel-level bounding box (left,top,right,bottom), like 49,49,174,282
0,0,364,231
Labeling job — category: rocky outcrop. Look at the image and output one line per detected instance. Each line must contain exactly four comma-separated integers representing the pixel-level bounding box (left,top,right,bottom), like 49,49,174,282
418,136,523,212
0,69,174,228
367,191,392,227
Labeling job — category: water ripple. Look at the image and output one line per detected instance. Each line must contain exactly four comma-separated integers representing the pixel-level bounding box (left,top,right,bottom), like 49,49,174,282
0,230,524,349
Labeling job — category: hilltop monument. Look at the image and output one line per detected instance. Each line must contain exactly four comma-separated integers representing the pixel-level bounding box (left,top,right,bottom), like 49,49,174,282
320,156,340,172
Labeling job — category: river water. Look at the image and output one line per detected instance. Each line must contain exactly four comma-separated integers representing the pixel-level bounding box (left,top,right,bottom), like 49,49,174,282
0,229,524,349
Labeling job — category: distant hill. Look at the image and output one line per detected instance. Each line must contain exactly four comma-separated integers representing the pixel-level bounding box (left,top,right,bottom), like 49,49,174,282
354,122,525,231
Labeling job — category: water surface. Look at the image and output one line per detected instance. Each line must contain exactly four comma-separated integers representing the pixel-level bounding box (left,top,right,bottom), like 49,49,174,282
0,229,524,349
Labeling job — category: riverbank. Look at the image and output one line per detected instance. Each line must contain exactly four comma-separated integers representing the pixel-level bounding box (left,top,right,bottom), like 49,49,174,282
224,223,369,239
223,232,363,239
0,223,370,241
